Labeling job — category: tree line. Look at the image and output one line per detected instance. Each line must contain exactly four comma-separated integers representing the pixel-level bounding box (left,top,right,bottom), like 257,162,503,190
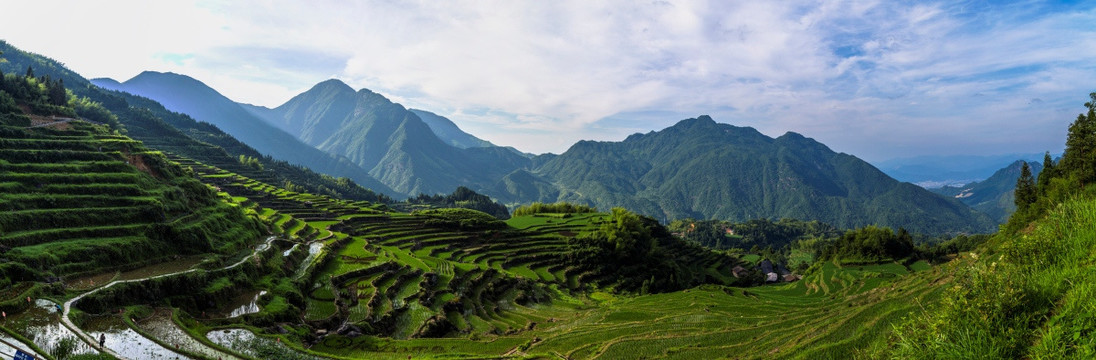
512,201,597,216
1011,92,1096,231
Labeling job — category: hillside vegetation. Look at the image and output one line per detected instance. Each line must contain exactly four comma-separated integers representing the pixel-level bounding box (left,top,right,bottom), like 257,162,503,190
0,68,263,312
883,92,1096,359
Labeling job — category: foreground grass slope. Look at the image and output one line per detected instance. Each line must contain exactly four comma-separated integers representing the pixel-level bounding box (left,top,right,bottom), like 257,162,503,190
884,196,1096,359
885,92,1096,359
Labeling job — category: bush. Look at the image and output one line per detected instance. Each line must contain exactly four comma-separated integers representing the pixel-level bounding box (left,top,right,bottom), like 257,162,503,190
512,202,596,216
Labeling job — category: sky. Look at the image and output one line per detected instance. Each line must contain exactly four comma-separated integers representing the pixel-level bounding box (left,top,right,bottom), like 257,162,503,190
2,0,1095,161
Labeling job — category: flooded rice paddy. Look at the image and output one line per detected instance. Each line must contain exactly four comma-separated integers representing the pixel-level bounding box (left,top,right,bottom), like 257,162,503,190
2,299,95,357
136,308,240,360
294,242,325,279
0,331,44,359
212,290,268,318
82,314,185,359
207,328,323,360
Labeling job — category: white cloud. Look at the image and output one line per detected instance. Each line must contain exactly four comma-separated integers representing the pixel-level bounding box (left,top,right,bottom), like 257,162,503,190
1,0,1093,159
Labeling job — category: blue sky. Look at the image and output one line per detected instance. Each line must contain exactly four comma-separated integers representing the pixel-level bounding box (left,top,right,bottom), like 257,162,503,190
2,0,1095,161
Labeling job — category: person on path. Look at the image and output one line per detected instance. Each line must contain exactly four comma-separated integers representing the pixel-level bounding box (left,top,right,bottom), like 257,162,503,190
99,333,105,348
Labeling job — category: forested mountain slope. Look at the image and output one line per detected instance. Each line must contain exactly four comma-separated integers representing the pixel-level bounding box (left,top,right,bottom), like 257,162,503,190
245,80,532,195
516,116,995,234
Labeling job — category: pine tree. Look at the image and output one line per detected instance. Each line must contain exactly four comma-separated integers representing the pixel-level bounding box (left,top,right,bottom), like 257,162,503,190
48,79,66,106
1014,161,1037,210
1037,151,1056,191
1062,92,1096,185
24,65,33,79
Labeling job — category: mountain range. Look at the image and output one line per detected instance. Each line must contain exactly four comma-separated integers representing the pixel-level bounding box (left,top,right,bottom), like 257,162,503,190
874,153,1047,188
931,160,1043,224
94,73,995,234
239,79,534,196
505,116,994,233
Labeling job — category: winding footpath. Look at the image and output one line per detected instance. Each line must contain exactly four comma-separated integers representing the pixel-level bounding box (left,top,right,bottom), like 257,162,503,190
58,236,279,359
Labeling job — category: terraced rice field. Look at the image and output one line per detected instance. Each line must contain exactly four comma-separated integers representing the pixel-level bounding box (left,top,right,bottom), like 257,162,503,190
299,261,943,359
0,122,260,307
163,156,944,359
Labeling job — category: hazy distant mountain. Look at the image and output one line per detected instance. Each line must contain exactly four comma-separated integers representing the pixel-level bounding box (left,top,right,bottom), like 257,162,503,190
245,80,532,195
408,109,535,159
408,109,494,149
92,72,396,196
874,153,1046,188
501,116,996,234
931,160,1042,224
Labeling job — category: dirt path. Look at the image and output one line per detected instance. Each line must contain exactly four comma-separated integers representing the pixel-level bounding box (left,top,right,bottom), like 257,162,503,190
58,236,278,359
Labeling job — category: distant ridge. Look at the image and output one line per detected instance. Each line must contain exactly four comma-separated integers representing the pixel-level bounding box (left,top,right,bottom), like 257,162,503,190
245,80,534,196
408,108,494,149
875,153,1047,187
932,160,1043,224
92,72,397,196
506,115,996,234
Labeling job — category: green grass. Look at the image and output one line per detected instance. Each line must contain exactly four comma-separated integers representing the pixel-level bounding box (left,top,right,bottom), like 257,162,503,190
887,196,1096,359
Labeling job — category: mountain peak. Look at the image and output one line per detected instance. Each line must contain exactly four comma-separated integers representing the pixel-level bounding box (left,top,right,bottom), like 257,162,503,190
779,131,805,139
90,77,121,87
310,78,355,94
124,71,217,94
131,70,191,82
665,115,719,131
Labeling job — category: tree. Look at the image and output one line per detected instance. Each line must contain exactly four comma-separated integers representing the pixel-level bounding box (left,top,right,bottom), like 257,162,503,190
1061,92,1096,185
1014,161,1037,210
48,78,66,106
1037,151,1056,191
24,65,33,78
